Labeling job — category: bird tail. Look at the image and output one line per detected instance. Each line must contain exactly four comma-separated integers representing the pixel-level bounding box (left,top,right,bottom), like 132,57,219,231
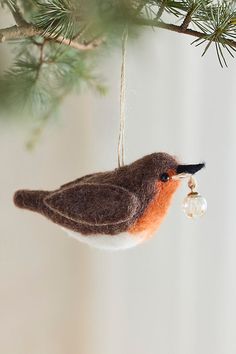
14,189,49,212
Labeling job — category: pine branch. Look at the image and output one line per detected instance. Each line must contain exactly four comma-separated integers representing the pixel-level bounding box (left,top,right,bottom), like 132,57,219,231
1,0,236,147
0,41,106,122
0,24,104,50
135,17,236,49
1,1,236,62
1,12,236,57
0,0,104,49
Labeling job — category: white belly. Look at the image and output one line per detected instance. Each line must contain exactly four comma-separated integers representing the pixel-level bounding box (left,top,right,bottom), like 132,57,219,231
63,229,146,251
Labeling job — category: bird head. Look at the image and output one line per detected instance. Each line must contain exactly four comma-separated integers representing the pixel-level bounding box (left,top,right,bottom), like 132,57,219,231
150,152,205,206
132,152,205,183
145,152,205,215
128,152,205,207
131,152,205,208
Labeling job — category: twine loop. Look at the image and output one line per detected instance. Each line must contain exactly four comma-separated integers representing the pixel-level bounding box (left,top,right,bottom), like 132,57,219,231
118,26,128,168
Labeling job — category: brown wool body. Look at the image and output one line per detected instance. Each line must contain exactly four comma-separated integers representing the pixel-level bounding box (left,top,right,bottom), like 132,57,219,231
14,153,205,248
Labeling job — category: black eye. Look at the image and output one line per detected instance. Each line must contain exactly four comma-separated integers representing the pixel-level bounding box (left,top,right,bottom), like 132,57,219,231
160,173,170,182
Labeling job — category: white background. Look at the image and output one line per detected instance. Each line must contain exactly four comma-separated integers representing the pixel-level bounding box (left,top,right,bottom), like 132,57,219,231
1,9,236,354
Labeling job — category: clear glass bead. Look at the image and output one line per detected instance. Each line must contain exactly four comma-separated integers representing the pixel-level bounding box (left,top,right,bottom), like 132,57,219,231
182,192,207,218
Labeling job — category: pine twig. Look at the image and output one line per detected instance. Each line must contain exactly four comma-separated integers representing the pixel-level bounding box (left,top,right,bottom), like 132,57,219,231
0,0,104,50
0,24,104,50
6,2,28,26
34,39,45,81
155,0,167,20
180,5,196,32
0,25,36,42
135,18,236,50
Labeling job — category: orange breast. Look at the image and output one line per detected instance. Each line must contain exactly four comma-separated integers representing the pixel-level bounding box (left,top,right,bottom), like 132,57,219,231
129,179,180,238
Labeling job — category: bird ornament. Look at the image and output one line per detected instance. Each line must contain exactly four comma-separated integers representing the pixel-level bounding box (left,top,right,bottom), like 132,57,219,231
14,152,205,250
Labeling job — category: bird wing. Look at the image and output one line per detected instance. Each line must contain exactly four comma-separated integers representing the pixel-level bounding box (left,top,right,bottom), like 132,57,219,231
60,173,96,189
44,183,140,226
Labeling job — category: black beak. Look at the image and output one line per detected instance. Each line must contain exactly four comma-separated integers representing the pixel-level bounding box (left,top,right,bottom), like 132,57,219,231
176,163,205,175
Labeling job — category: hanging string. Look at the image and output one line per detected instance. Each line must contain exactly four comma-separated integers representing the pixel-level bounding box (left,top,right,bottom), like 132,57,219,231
118,26,128,168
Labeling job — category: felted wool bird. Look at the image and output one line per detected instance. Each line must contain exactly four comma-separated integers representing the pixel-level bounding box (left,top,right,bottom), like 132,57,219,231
14,153,204,250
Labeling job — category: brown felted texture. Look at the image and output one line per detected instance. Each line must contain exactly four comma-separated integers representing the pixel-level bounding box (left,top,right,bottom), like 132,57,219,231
44,183,140,226
14,152,203,236
14,190,49,211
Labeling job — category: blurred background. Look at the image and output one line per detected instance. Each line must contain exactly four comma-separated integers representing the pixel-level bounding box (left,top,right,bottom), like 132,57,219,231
1,9,236,354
